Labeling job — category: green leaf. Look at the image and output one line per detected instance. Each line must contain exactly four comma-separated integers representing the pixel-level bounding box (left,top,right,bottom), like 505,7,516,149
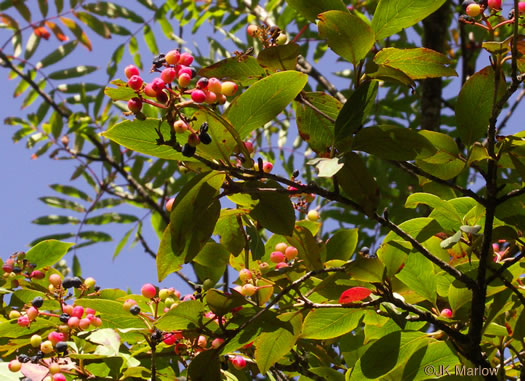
257,43,300,71
318,11,375,65
302,309,363,339
104,85,137,101
336,153,379,215
75,11,111,39
249,180,295,236
371,0,447,40
113,226,135,260
60,17,92,50
24,32,40,60
255,312,303,374
72,254,81,277
155,300,205,330
82,2,144,23
346,256,385,282
448,282,471,312
401,341,460,380
295,92,342,154
198,56,265,86
349,331,428,380
84,213,138,225
32,215,80,225
456,66,506,146
188,349,221,381
214,209,248,256
308,157,344,178
50,184,92,201
325,229,358,261
287,225,324,271
416,130,465,180
405,193,462,232
284,0,347,22
440,230,462,249
374,48,457,80
334,80,378,149
48,65,98,79
193,242,230,285
25,240,74,269
353,125,436,161
205,289,246,316
143,24,158,55
36,41,77,69
39,196,85,212
226,71,308,138
396,252,436,304
367,64,416,88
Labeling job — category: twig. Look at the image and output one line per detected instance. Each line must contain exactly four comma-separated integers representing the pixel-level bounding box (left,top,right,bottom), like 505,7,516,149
486,250,525,283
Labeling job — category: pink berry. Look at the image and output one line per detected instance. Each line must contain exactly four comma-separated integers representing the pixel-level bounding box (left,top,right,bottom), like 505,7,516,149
165,49,181,65
466,3,481,17
262,162,273,173
440,308,453,318
124,64,139,79
68,316,80,328
205,91,217,104
79,318,91,330
144,84,157,97
179,52,193,66
128,97,142,113
141,283,157,299
519,1,525,13
178,73,191,88
26,306,38,321
161,67,177,83
178,66,192,77
53,373,67,381
270,251,285,263
285,246,298,261
221,81,238,96
182,294,195,301
151,77,165,93
85,308,96,315
207,77,222,94
93,317,103,327
244,141,254,153
72,306,84,318
30,270,45,279
247,25,258,37
128,75,143,91
191,89,206,103
275,262,289,269
48,331,66,344
197,335,207,348
231,355,246,370
487,0,501,9
62,304,73,315
211,338,224,348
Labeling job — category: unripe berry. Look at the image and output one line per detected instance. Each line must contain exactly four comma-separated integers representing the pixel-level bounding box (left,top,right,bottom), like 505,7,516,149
40,340,54,354
275,242,288,253
197,335,207,348
487,0,501,9
141,283,157,299
307,210,320,221
173,289,181,300
305,193,315,203
207,78,222,94
178,72,191,88
205,91,217,104
211,338,224,348
182,294,195,301
285,246,298,261
173,120,188,134
161,68,177,83
466,3,481,17
9,310,20,319
8,359,22,372
262,162,273,173
159,288,171,300
151,77,165,93
187,133,201,147
179,52,194,66
144,84,157,97
68,316,80,328
48,331,66,344
440,308,453,318
30,334,42,347
79,318,91,330
166,198,176,212
241,284,257,296
123,299,137,311
221,81,238,96
461,0,476,10
48,274,61,288
124,64,140,79
259,262,270,273
275,262,289,269
128,97,142,113
84,277,96,288
62,304,73,316
247,24,258,37
239,268,252,283
26,307,39,321
217,94,227,104
231,355,246,370
270,251,285,263
275,33,287,45
191,89,206,103
93,317,102,327
128,75,143,91
49,363,61,375
165,49,181,65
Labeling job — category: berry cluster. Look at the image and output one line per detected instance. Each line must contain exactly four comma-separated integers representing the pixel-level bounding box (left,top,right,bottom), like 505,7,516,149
270,242,299,269
463,0,525,17
123,49,239,157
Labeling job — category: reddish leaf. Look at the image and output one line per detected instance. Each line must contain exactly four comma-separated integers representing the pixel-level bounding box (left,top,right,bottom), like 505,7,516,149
339,287,372,304
45,21,69,42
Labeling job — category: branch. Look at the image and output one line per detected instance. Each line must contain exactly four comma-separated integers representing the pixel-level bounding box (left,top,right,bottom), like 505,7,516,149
0,49,70,118
497,186,525,205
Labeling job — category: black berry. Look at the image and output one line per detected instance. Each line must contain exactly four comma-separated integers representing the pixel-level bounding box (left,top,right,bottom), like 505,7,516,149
32,296,44,308
59,313,70,323
62,277,74,289
130,305,141,315
182,143,196,157
12,267,22,274
30,355,39,363
18,354,30,363
56,341,68,353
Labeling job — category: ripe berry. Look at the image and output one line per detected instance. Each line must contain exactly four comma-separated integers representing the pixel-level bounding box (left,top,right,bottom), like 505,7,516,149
196,77,209,89
53,373,66,381
487,0,501,9
40,340,54,354
141,283,157,299
221,81,238,97
30,270,45,279
55,341,68,354
128,97,142,113
207,78,222,94
156,90,168,104
8,359,22,372
241,284,257,296
285,246,298,261
165,49,181,65
62,276,80,289
144,84,157,97
151,77,166,93
519,1,525,13
179,52,194,66
247,24,258,37
161,68,177,83
182,143,196,157
191,89,206,103
466,3,482,16
123,299,137,311
262,162,273,173
231,355,246,370
128,75,143,91
440,308,453,318
130,305,141,315
49,273,61,287
2,263,13,273
307,210,320,221
71,306,84,318
124,64,140,79
59,313,70,323
205,90,217,104
178,72,191,88
270,251,285,263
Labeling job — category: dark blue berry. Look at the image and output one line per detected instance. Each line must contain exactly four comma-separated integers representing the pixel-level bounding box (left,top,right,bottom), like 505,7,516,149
130,305,141,315
32,296,44,308
182,144,196,157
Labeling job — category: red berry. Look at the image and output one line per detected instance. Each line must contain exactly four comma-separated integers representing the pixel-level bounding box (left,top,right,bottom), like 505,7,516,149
2,263,13,273
275,262,289,269
48,331,66,344
284,246,298,261
187,133,201,147
151,77,165,93
262,162,273,173
244,141,254,153
178,66,192,77
141,283,157,299
30,270,45,279
466,3,481,17
144,84,157,97
519,1,525,13
128,75,143,91
231,355,246,370
205,91,217,104
178,73,191,88
128,97,142,113
487,0,501,9
270,251,285,263
440,308,453,318
124,64,140,79
196,77,209,89
179,52,193,66
156,91,168,104
211,338,224,348
247,24,258,37
165,49,181,65
161,68,177,83
191,89,206,103
53,373,67,381
72,306,84,319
